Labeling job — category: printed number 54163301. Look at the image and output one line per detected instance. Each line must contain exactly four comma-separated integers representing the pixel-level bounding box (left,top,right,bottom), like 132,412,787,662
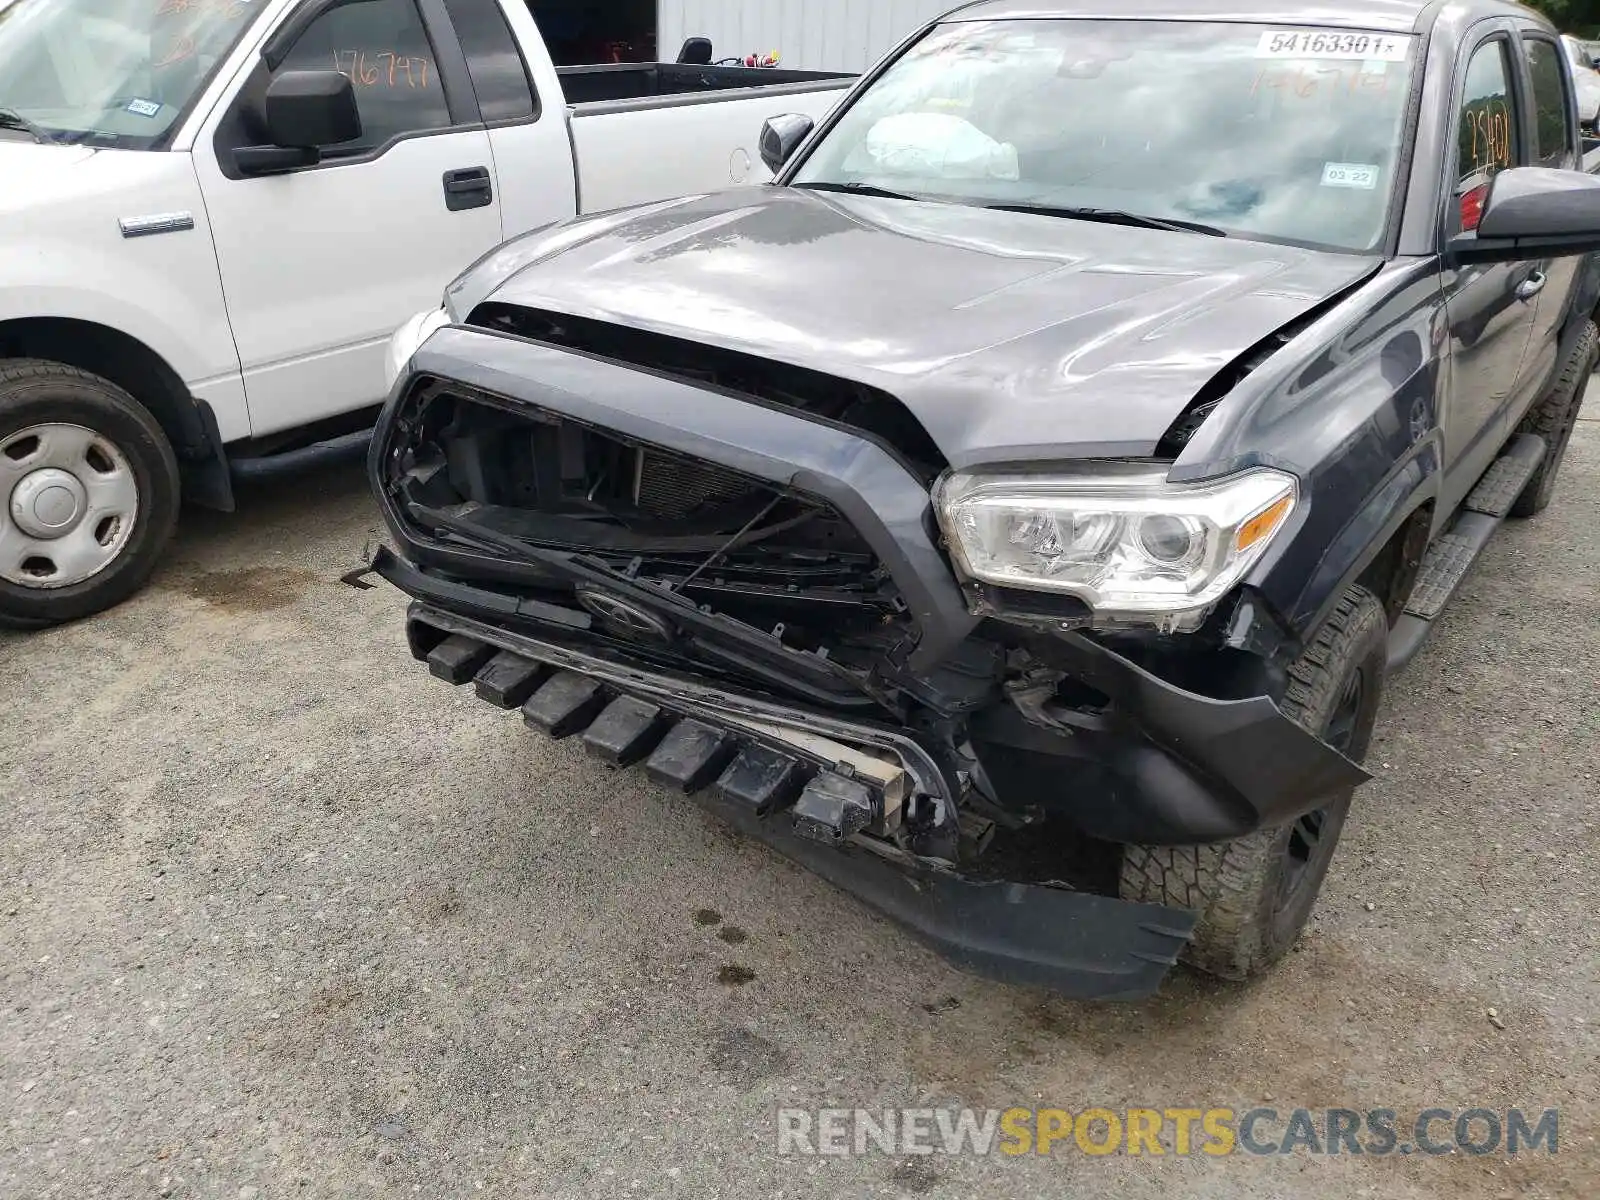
1256,30,1410,62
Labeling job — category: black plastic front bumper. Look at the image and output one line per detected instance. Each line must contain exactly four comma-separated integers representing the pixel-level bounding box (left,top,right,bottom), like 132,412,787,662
396,592,1197,1000
367,328,1374,994
372,326,1368,846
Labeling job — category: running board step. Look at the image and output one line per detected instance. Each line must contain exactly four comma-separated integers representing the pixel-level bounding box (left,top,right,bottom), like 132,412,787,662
1463,432,1545,518
1388,434,1545,673
1402,530,1483,621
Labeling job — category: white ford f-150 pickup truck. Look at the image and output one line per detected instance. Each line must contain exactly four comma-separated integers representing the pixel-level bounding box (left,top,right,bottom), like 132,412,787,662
0,0,853,627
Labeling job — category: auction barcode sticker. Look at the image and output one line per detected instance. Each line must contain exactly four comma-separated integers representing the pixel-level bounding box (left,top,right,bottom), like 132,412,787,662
1256,30,1412,61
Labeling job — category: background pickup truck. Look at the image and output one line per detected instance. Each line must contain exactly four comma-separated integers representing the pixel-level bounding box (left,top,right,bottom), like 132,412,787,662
0,0,851,626
373,0,1600,998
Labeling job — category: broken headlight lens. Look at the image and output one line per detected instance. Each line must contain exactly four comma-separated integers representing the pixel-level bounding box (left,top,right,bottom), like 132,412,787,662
934,464,1298,629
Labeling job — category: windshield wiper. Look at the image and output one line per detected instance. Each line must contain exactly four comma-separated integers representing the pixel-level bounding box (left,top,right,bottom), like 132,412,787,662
0,108,45,142
791,180,921,202
987,203,1228,238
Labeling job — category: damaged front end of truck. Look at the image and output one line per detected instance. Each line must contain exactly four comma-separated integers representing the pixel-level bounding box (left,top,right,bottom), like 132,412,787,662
367,314,1367,1000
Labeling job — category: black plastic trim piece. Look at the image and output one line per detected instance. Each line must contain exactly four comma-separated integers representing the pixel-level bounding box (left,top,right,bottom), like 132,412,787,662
742,829,1193,999
1002,630,1372,839
216,122,490,182
183,399,237,512
443,166,493,211
371,544,591,629
405,600,958,810
391,328,979,672
1386,613,1433,673
406,604,1194,1000
228,428,372,480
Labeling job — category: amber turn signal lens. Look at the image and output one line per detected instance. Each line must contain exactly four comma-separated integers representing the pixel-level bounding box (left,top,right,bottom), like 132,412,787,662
1234,495,1293,554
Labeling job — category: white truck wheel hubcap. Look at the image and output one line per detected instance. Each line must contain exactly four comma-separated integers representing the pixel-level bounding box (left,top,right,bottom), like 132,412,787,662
1,423,139,588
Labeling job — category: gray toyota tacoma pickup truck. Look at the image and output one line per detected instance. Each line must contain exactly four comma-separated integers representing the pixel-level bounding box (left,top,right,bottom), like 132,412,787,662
365,0,1600,998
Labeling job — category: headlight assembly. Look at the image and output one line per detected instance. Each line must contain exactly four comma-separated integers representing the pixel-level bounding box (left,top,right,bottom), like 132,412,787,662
934,463,1298,631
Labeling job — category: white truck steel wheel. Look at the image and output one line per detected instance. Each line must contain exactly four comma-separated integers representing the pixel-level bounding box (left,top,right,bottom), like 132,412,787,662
1,422,140,588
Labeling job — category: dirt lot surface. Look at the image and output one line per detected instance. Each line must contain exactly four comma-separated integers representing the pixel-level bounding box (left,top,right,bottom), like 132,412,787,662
3,406,1598,1200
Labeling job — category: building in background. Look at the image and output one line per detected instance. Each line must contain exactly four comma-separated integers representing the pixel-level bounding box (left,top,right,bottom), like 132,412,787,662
659,0,952,71
530,0,661,62
523,0,956,68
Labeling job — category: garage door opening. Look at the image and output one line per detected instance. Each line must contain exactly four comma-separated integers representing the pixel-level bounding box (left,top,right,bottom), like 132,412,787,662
527,0,657,65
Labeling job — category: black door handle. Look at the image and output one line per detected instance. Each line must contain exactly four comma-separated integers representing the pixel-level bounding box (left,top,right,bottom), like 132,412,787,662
443,166,492,211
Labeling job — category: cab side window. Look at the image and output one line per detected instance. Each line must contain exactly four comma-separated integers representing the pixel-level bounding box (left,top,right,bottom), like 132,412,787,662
1455,40,1519,231
275,0,452,155
1524,36,1575,168
442,0,537,122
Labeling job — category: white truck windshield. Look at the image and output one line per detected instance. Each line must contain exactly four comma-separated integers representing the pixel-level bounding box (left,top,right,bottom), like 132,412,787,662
0,0,256,146
793,19,1419,253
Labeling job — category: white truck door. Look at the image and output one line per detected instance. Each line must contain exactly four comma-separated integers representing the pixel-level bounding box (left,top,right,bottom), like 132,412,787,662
439,0,576,235
194,0,503,436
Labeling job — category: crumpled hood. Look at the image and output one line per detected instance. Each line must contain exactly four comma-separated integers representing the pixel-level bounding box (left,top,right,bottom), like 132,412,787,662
474,188,1379,467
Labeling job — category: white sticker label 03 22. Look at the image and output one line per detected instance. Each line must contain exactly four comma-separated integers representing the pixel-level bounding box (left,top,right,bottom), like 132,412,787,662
1322,162,1380,189
1256,30,1412,62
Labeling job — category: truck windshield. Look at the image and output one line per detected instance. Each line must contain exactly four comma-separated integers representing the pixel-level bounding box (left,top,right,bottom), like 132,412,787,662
0,0,256,147
791,19,1418,253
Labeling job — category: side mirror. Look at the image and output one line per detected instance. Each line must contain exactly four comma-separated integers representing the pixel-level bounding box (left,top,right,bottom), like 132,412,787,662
235,70,362,175
760,113,814,174
1451,167,1600,262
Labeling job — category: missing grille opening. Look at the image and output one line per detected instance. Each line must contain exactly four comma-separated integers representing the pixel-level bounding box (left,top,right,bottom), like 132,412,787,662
388,382,915,674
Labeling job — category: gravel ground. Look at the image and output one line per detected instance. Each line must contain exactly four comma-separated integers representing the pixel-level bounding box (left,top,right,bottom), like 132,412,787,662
3,403,1598,1200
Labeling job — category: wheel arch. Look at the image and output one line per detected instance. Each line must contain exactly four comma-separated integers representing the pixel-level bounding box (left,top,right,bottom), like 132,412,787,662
1355,500,1434,625
0,317,233,510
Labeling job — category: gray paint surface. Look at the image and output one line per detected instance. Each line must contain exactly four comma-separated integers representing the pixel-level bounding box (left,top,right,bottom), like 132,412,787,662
471,187,1377,466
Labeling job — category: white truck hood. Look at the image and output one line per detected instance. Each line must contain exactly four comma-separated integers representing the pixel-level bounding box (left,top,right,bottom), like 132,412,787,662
0,141,210,247
0,140,96,190
0,140,101,211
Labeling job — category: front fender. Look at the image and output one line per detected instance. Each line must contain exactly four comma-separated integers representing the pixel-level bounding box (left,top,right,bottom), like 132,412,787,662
1173,258,1445,639
0,148,248,438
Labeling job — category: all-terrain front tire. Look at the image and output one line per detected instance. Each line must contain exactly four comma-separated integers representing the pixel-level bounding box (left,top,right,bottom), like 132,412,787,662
1510,319,1595,519
1119,585,1388,980
0,359,179,629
